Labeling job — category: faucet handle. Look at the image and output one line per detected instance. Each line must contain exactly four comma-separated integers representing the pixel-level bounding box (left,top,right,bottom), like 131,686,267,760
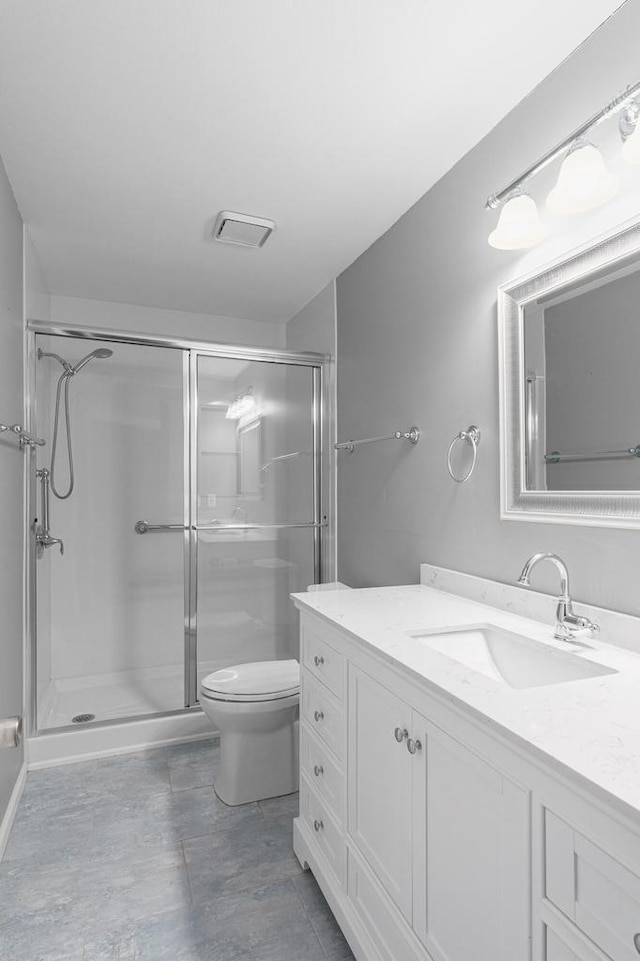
35,529,64,556
555,611,599,641
574,614,599,636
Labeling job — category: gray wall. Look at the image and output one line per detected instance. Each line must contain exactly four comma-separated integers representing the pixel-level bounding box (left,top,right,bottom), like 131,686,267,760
46,295,286,349
0,155,25,820
336,1,640,616
287,282,337,582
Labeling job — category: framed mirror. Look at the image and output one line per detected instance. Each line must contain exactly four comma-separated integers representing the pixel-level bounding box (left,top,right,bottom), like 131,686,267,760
498,217,640,528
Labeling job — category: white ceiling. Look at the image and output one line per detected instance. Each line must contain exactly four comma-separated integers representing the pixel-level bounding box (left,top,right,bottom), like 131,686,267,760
0,1,626,323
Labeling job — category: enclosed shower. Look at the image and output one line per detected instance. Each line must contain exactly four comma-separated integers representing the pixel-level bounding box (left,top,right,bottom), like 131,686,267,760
30,327,325,736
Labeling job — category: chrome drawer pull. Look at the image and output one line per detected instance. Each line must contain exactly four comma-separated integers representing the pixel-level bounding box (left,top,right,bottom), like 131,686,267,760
314,710,324,722
634,933,640,954
313,764,324,777
313,655,324,666
394,727,408,743
313,819,324,832
407,737,422,754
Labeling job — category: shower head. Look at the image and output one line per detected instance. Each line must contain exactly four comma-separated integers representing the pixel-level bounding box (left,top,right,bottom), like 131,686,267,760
37,346,113,374
69,348,113,374
37,348,72,371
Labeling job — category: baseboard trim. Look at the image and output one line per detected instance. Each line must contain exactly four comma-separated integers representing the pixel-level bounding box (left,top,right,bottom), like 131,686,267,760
0,762,27,861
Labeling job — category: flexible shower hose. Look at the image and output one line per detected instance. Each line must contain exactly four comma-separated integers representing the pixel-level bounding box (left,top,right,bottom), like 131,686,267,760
50,370,74,499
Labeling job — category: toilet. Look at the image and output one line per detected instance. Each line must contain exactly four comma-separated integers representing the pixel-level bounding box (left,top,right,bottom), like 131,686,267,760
199,659,300,806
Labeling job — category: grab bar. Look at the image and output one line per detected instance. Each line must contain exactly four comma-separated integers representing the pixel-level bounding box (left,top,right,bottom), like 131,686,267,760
134,520,327,534
335,427,420,453
544,444,640,463
196,521,326,531
134,521,187,534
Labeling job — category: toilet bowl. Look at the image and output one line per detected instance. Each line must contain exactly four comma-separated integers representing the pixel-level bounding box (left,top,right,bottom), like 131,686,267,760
199,659,300,806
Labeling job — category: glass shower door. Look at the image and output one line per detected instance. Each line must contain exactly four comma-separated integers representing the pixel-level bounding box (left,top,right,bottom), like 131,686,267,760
34,335,187,728
192,353,321,703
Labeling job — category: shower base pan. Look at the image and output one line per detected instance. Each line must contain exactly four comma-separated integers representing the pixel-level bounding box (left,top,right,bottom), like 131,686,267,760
29,662,223,768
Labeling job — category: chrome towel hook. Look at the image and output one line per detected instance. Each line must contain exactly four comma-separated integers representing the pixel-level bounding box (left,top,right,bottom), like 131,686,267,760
447,426,480,483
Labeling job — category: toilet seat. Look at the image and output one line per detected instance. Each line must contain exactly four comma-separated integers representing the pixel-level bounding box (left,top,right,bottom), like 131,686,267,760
200,659,300,703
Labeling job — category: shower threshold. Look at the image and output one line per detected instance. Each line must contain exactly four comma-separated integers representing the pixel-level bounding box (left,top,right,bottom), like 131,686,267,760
37,660,224,730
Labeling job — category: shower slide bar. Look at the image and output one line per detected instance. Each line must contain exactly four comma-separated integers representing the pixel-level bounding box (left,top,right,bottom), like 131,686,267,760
335,426,420,453
134,520,326,534
544,444,640,463
0,423,45,449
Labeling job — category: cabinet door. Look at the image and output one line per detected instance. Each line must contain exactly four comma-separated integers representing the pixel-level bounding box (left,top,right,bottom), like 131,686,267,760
347,664,414,922
545,809,640,961
545,927,582,961
414,721,530,961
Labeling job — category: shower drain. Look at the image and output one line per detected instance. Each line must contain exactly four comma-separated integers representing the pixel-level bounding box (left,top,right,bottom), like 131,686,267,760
71,713,96,724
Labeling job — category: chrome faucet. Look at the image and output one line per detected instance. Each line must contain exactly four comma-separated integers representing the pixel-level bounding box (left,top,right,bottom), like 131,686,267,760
517,552,599,641
35,530,64,555
231,506,248,523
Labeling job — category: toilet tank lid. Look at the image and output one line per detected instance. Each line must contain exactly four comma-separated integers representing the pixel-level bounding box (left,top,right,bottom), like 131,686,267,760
201,659,300,696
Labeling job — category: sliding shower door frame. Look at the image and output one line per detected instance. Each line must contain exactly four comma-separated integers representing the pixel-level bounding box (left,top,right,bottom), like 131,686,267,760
187,348,325,707
27,321,328,734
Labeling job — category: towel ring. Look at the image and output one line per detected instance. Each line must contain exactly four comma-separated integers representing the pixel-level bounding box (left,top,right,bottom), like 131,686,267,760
447,426,480,483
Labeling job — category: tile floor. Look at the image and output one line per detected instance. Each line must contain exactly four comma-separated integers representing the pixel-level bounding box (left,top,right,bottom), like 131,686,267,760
0,739,355,961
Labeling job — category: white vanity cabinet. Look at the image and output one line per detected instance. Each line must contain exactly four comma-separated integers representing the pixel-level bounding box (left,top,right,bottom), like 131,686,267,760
295,610,531,961
293,606,640,961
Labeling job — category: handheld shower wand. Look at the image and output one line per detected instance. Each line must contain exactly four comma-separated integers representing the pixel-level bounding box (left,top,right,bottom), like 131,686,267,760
37,347,113,498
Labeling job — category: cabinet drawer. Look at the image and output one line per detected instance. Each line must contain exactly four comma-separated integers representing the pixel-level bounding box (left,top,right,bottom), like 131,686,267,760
302,622,344,700
346,844,424,961
300,723,343,822
301,673,344,760
545,809,640,961
301,776,344,884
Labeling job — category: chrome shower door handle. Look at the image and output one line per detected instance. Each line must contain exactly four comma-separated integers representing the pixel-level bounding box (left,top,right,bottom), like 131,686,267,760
134,520,188,534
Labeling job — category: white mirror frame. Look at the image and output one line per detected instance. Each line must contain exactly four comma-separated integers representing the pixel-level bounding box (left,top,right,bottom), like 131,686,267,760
498,217,640,529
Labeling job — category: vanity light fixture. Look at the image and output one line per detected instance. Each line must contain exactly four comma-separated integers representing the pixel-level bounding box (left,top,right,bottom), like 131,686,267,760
488,190,549,250
486,79,640,249
546,140,618,215
620,100,640,164
225,388,257,420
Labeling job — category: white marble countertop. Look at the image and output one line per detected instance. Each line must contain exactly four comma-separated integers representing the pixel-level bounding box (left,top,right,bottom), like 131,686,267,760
292,583,640,825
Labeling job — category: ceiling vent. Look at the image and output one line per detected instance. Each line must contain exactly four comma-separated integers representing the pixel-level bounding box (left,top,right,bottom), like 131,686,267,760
212,211,275,248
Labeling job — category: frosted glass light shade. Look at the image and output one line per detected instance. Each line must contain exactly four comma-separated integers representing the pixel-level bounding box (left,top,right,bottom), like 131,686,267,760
488,193,549,250
547,143,618,215
226,390,258,420
621,122,640,164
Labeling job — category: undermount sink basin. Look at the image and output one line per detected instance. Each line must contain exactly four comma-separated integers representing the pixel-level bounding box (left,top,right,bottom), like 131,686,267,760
406,624,617,689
